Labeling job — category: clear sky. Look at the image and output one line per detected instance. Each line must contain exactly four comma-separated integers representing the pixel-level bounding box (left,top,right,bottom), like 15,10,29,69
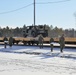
0,0,76,29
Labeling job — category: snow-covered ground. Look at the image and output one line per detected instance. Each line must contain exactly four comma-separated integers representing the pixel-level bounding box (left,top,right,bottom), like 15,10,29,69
0,45,76,75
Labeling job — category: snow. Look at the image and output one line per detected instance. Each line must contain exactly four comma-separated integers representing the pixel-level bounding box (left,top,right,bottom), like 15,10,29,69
0,45,76,75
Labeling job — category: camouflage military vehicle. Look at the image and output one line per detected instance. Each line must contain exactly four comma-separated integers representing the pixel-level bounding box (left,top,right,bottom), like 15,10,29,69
23,25,48,37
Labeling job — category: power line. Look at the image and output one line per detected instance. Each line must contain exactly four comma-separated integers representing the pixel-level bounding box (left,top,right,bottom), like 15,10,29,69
36,0,70,4
0,0,70,14
0,3,33,14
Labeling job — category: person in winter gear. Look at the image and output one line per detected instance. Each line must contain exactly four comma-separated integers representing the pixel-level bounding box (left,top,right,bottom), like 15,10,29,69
9,37,13,48
59,34,65,53
3,36,8,48
50,38,54,52
38,34,44,49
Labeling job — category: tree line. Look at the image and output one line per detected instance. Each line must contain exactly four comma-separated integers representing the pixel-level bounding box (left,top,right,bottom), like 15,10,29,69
0,24,76,37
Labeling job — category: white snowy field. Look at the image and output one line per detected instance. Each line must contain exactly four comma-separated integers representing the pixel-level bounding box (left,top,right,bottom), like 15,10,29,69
0,45,76,75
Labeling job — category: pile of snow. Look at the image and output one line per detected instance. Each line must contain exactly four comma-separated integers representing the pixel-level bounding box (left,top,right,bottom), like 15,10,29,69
0,45,76,75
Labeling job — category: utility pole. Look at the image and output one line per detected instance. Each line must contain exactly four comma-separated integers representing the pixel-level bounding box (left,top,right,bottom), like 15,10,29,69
34,0,35,26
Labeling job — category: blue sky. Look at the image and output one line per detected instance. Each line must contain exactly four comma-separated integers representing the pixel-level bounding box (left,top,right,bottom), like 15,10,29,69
0,0,76,29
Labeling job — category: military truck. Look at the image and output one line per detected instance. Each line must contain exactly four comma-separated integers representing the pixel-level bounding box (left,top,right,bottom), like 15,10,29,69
23,25,48,37
21,25,49,45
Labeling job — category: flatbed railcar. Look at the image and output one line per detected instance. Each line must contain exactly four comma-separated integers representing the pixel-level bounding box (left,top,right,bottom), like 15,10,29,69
0,37,76,45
